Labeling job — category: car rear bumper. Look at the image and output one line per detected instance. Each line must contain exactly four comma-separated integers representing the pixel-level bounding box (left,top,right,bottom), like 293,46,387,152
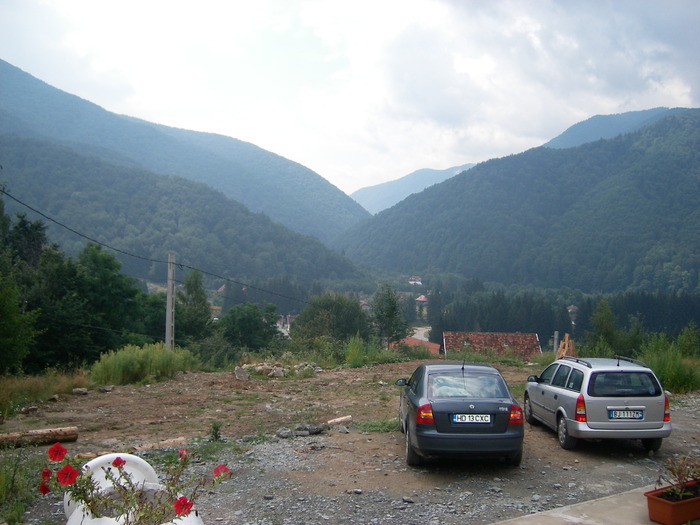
413,427,524,458
566,420,672,439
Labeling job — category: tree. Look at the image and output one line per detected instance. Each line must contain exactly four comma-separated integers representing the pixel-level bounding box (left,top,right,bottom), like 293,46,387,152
176,269,212,343
371,284,411,348
218,303,279,350
0,273,39,373
290,293,370,342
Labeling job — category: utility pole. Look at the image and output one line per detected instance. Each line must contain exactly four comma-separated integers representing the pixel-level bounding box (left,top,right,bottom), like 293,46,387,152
165,253,175,350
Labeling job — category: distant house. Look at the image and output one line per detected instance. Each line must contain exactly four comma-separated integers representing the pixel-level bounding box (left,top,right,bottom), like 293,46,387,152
408,276,422,285
415,294,428,303
442,331,542,361
392,336,441,356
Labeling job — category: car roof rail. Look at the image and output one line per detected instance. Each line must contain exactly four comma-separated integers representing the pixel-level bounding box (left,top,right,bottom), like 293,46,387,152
561,356,592,368
613,355,649,368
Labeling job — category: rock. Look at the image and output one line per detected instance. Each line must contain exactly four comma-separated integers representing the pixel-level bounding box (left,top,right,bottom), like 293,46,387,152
296,423,327,435
402,496,414,503
72,388,89,395
268,367,287,378
98,385,114,393
275,428,295,439
234,367,250,380
48,394,59,402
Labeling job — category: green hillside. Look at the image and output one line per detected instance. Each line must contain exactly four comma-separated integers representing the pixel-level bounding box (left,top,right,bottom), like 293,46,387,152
0,59,370,243
334,110,700,293
0,134,362,287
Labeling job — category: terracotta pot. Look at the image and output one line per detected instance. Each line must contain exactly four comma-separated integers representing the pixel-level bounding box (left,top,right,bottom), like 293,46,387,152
644,480,700,525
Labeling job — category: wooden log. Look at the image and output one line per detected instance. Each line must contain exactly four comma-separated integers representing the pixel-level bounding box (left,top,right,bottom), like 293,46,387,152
0,426,79,447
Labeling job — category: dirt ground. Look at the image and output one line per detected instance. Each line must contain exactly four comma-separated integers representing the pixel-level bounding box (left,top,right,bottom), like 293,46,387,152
6,360,700,524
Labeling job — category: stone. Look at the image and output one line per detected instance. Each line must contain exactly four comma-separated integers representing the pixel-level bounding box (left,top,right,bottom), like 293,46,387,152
72,388,89,395
234,367,250,381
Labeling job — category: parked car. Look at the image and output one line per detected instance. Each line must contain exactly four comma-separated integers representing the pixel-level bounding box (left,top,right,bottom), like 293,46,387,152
524,356,671,451
396,362,524,467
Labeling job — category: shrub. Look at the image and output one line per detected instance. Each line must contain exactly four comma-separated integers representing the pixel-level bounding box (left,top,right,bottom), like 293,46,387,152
345,335,365,368
0,370,89,417
639,340,700,394
0,447,44,525
90,343,198,385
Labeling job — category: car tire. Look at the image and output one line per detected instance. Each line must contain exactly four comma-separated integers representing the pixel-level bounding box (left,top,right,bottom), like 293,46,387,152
557,416,578,450
523,395,538,425
398,412,406,434
642,438,662,452
405,431,422,467
506,450,523,467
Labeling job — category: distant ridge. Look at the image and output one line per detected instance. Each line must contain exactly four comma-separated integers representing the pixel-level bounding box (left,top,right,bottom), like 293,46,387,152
351,163,474,214
544,107,690,149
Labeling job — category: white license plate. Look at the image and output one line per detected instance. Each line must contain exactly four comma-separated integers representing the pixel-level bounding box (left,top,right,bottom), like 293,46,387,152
608,410,643,419
453,414,491,423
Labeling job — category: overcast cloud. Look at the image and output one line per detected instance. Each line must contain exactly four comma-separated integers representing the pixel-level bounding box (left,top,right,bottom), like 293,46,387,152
1,0,698,193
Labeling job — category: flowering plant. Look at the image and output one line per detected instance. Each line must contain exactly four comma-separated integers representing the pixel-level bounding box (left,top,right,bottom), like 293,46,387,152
40,443,231,525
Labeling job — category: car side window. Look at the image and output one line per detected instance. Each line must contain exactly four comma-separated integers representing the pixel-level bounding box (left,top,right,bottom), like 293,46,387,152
551,365,571,388
566,369,584,392
408,368,423,394
538,363,558,385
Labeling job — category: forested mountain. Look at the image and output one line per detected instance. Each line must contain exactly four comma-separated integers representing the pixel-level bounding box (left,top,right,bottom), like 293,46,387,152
351,163,475,214
0,59,370,243
334,110,700,293
544,107,689,149
0,134,363,287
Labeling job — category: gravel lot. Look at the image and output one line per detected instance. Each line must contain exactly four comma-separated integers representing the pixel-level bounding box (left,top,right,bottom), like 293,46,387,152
13,362,700,524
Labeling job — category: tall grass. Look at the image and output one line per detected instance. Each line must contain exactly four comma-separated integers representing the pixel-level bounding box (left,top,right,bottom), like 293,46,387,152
90,343,198,385
638,337,700,394
0,369,89,417
0,447,44,524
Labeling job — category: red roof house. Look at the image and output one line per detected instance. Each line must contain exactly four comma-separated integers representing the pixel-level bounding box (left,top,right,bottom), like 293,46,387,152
392,336,441,356
442,331,541,361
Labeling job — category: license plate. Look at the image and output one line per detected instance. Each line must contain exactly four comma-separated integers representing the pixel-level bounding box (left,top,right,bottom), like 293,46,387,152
453,414,491,423
608,410,643,419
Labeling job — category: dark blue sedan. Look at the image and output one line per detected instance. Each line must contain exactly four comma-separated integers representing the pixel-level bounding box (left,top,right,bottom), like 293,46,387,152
396,362,524,466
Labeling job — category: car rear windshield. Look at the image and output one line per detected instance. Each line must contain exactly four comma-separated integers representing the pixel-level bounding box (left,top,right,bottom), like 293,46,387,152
429,373,507,399
587,371,662,397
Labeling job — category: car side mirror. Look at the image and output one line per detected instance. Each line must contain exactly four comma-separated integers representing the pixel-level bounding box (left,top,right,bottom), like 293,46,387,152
395,378,408,387
527,375,540,383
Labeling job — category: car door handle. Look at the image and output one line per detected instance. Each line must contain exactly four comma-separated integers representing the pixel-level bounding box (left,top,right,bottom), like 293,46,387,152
553,394,558,400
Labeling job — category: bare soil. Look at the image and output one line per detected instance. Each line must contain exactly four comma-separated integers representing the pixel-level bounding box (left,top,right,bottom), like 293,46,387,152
7,360,700,524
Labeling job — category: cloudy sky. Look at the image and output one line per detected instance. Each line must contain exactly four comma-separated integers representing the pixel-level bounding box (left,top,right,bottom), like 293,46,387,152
1,1,698,194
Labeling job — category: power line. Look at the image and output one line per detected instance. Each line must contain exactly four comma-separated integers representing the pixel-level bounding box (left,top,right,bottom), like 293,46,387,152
0,188,309,306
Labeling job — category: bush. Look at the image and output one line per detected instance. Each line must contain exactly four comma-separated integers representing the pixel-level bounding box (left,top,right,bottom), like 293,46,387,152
639,336,700,394
345,335,364,368
90,343,198,385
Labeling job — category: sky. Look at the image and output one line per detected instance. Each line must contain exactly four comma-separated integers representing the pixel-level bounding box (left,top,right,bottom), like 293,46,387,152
1,1,699,194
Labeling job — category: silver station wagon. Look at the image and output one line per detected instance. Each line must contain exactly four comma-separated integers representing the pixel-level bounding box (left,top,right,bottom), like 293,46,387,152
524,356,672,451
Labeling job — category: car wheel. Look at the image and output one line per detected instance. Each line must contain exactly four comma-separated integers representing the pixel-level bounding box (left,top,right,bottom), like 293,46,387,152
557,416,578,450
398,412,406,434
506,450,523,467
523,395,538,425
405,431,422,467
642,438,662,452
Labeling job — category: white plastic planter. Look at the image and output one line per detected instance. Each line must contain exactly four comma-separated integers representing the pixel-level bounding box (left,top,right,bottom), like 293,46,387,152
62,453,203,525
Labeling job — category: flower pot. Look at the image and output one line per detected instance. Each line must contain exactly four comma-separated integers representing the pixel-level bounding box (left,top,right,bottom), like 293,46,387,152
65,483,204,525
644,481,700,525
64,453,159,518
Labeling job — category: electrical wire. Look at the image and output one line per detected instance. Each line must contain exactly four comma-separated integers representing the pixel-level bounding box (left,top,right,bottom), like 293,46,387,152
0,188,309,305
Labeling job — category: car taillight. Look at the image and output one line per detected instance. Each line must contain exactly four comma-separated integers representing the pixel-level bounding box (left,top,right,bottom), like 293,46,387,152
574,394,587,422
416,403,435,425
508,403,523,425
664,395,671,422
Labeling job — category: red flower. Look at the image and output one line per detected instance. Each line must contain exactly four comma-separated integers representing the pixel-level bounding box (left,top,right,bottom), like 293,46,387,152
178,448,190,459
57,464,80,485
41,468,52,482
112,457,126,469
173,496,193,516
38,482,51,495
213,464,231,478
47,442,67,462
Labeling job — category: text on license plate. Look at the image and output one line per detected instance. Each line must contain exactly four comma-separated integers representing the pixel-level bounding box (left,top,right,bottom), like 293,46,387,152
608,410,643,419
453,414,491,423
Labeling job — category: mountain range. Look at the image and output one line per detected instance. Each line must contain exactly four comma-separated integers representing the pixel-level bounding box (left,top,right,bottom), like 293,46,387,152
0,59,369,244
2,56,698,295
334,109,700,293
